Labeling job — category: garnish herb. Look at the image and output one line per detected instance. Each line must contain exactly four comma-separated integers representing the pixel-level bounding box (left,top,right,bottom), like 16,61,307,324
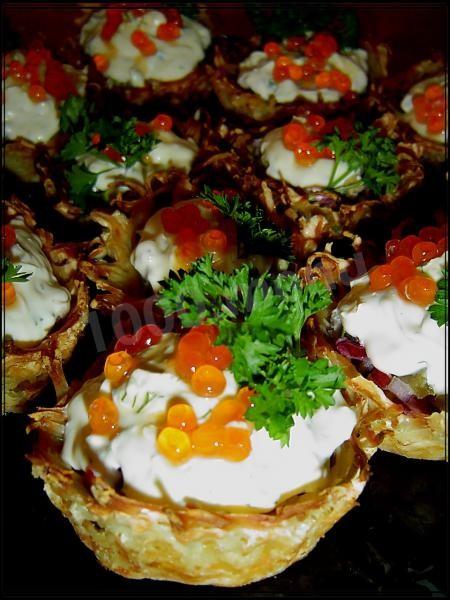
59,96,159,208
428,268,447,327
157,255,345,445
2,258,32,283
201,186,294,260
316,124,400,196
246,4,359,49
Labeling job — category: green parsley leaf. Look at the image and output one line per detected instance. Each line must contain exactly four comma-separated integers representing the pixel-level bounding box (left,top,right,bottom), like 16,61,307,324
428,268,447,327
200,186,294,260
65,164,100,209
316,124,400,196
2,258,31,283
245,4,359,49
157,255,344,443
60,95,89,133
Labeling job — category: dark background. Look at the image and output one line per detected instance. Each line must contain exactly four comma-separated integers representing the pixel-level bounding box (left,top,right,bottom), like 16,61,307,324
1,2,448,598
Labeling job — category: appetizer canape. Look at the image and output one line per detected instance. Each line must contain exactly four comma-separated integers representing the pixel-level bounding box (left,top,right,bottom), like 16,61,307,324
29,257,376,586
212,32,368,121
230,114,423,259
80,7,211,106
3,44,85,182
306,229,447,460
81,188,293,311
52,96,198,218
3,197,89,413
372,58,446,164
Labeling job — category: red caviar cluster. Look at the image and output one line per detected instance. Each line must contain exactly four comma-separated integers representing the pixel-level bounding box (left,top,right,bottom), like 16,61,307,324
160,200,237,270
263,33,352,94
3,45,77,102
369,227,447,306
412,82,446,135
94,8,183,73
281,115,345,166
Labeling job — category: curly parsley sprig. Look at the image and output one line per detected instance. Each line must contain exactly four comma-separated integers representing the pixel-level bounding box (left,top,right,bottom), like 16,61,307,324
59,96,158,208
316,124,400,196
2,258,31,283
428,268,447,327
157,255,345,445
200,186,294,260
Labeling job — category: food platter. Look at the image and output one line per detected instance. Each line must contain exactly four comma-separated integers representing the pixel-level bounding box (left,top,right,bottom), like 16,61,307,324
2,3,447,595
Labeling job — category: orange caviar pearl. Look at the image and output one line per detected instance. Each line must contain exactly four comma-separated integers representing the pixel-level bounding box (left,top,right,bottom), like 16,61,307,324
157,22,181,41
402,275,437,307
288,64,304,80
88,395,119,437
411,241,439,266
131,30,157,56
221,427,252,461
167,403,198,432
237,386,255,407
210,398,248,426
157,427,191,462
273,64,290,82
275,55,293,68
282,122,309,150
28,84,47,102
294,142,319,166
191,424,225,456
104,351,135,387
178,331,211,356
191,365,226,397
263,41,281,57
398,235,422,258
93,54,109,73
424,83,444,100
175,347,205,380
437,237,447,255
191,323,219,343
206,344,233,370
427,115,445,134
315,71,331,88
369,264,393,291
3,282,16,306
200,229,228,253
390,256,417,285
150,113,173,131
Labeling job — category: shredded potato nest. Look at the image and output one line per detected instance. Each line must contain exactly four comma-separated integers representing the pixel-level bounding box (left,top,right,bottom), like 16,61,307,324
208,39,387,124
369,57,446,164
27,333,379,586
3,197,89,413
298,251,446,462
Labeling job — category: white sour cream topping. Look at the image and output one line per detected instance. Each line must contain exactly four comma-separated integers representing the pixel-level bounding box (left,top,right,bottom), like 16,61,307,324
339,252,447,396
4,78,59,144
61,341,356,510
80,10,211,86
131,209,177,291
400,74,447,145
4,218,71,346
261,124,362,195
238,49,368,104
77,130,197,192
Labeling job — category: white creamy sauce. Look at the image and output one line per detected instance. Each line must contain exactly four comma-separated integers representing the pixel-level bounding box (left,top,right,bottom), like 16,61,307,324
4,77,59,144
261,125,362,195
3,218,71,345
80,10,211,86
238,49,368,104
130,210,177,291
77,130,197,192
61,343,356,510
400,74,447,144
339,252,447,395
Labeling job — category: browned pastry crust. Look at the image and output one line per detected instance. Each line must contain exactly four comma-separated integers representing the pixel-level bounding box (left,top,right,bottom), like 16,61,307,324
3,197,89,413
27,376,376,586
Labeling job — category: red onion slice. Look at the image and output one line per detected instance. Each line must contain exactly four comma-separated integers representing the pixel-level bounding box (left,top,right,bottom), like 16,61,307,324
336,337,367,360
